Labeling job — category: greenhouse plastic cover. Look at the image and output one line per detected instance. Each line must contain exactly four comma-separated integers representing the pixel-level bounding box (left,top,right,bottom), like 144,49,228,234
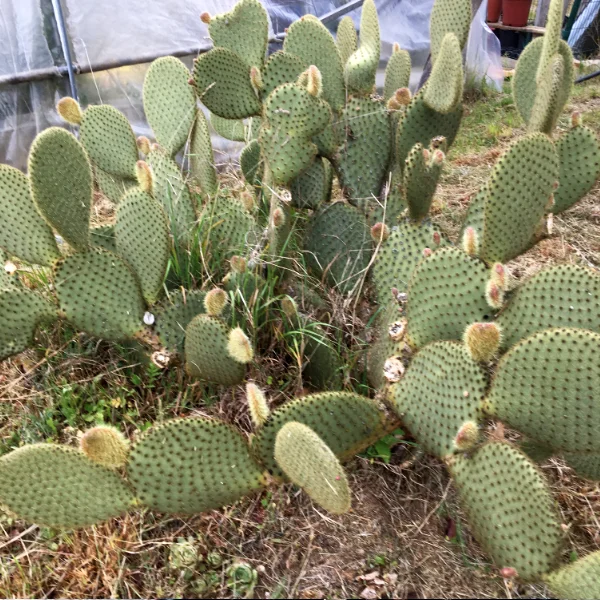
0,0,502,169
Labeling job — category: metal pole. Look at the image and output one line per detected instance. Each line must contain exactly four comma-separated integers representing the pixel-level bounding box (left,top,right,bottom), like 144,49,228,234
575,68,600,84
50,0,78,100
563,0,583,40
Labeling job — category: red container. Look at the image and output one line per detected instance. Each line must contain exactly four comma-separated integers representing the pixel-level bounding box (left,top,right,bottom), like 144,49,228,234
502,0,533,27
487,0,502,23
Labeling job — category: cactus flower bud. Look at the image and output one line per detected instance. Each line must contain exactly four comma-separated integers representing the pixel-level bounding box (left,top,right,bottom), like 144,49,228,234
485,280,504,310
57,97,83,125
490,263,508,291
135,160,153,194
462,227,479,257
464,322,501,362
387,96,402,111
80,426,129,469
500,567,518,579
240,190,254,212
230,255,247,274
393,42,401,53
432,231,442,246
200,12,211,23
303,65,322,97
423,247,432,257
227,327,254,363
204,288,228,317
453,421,480,452
431,149,445,166
136,135,151,155
246,382,270,427
422,148,431,162
250,66,263,91
271,207,285,228
371,222,390,242
395,87,412,105
571,111,582,127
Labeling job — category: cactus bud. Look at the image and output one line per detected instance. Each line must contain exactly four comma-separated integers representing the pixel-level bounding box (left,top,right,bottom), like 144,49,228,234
388,319,407,342
151,142,161,152
431,136,447,152
431,149,445,166
500,567,518,579
571,111,582,127
432,231,442,247
462,227,479,257
250,66,263,91
371,222,390,243
387,96,402,111
188,77,195,86
393,42,401,53
453,421,479,452
464,322,502,362
394,87,412,106
271,207,285,229
57,97,83,125
391,287,399,299
136,135,151,155
246,382,270,427
240,190,254,212
135,160,153,194
230,255,247,274
423,247,432,258
422,148,431,162
200,12,211,23
227,327,254,363
204,288,228,317
384,357,405,383
485,280,504,310
490,263,508,291
80,426,129,469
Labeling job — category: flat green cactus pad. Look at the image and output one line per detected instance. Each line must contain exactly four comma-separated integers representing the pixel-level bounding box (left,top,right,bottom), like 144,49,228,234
336,16,357,66
497,264,600,351
344,0,380,95
54,249,145,341
240,139,263,189
210,113,246,142
127,418,266,514
390,341,486,459
185,314,246,385
485,328,600,454
28,127,92,252
261,51,307,99
396,93,463,170
290,158,330,209
143,56,197,156
0,164,59,265
303,202,372,295
208,0,268,69
252,391,388,479
459,184,488,239
423,33,463,114
80,105,139,179
275,422,351,514
154,289,207,353
450,441,563,581
429,0,472,62
193,48,261,120
190,111,218,197
372,220,446,303
283,17,346,111
384,47,411,101
0,288,56,360
406,247,492,349
0,444,134,528
404,143,444,222
529,53,566,134
553,124,600,213
115,189,170,305
94,167,136,204
545,551,600,600
480,133,558,264
90,224,117,253
336,97,391,206
563,453,600,481
519,439,554,464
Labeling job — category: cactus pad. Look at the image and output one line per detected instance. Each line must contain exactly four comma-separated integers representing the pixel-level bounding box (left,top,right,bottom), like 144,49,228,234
240,139,263,189
0,165,59,265
193,48,261,120
80,105,138,179
0,444,134,528
54,249,145,341
275,422,351,514
485,328,600,455
545,551,600,600
90,224,117,253
251,391,387,479
28,127,92,252
127,418,266,514
553,124,600,213
303,202,372,295
429,0,472,62
210,114,246,142
190,111,218,196
384,46,411,101
115,189,170,305
390,342,487,458
406,247,492,349
336,16,357,66
143,57,197,156
404,143,444,222
0,289,56,360
184,314,246,385
261,51,307,99
479,133,558,263
450,441,563,581
290,158,330,209
497,264,600,351
94,167,136,204
423,33,463,114
563,453,600,481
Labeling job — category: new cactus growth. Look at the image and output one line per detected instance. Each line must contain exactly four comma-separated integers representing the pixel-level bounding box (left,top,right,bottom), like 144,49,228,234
80,426,130,469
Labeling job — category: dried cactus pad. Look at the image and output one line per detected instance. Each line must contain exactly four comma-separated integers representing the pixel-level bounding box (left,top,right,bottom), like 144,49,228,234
261,51,308,99
497,264,600,351
0,164,59,265
184,315,246,386
0,288,56,360
54,249,145,341
28,127,92,252
283,16,345,111
553,124,600,213
143,56,197,156
429,0,472,62
127,418,266,514
337,16,357,66
450,441,564,581
562,453,600,482
390,342,487,459
406,247,492,349
80,105,139,179
252,392,387,479
0,444,134,528
208,0,268,70
485,328,600,455
303,202,372,295
193,48,261,120
275,422,351,514
545,551,600,600
155,289,207,353
115,188,170,305
480,133,558,264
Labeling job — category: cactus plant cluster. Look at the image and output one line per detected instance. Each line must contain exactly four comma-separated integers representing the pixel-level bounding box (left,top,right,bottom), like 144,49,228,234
0,0,600,596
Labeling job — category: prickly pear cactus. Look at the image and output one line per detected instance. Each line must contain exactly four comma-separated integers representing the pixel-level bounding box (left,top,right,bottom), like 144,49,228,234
429,0,472,62
90,224,117,253
336,16,357,67
404,143,444,222
290,158,332,209
423,33,463,114
384,44,411,101
261,51,307,98
545,551,600,600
